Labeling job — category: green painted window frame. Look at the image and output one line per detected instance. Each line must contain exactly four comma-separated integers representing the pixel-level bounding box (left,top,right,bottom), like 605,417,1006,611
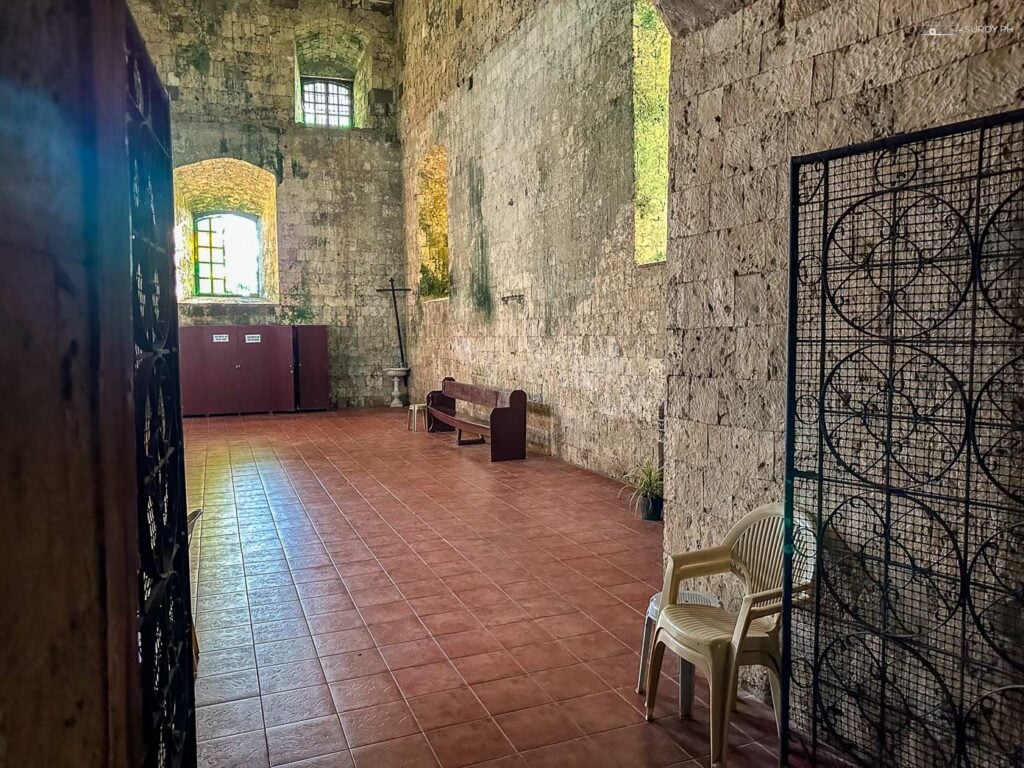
300,76,354,129
192,212,261,297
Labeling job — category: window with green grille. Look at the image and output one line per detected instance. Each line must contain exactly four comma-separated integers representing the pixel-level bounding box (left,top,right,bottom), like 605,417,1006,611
193,213,260,297
301,77,353,128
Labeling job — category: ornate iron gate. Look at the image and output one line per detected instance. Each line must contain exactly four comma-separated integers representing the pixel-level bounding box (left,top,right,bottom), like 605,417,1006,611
127,16,197,767
783,110,1024,767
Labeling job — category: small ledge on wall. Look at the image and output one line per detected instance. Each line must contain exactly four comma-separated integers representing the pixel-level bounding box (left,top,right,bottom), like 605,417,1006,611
178,296,277,307
178,295,278,325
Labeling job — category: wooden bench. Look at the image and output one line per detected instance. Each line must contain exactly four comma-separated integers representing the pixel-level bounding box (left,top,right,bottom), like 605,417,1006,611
426,377,527,461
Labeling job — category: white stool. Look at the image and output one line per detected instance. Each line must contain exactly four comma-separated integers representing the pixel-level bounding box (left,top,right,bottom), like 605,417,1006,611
408,403,427,431
636,590,722,717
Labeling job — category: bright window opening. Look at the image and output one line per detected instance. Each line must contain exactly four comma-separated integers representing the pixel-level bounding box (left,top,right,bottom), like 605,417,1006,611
633,0,670,264
301,77,353,128
193,213,261,297
417,146,451,299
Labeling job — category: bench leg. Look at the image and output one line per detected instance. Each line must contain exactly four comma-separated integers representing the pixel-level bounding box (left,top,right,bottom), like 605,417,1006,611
456,429,485,446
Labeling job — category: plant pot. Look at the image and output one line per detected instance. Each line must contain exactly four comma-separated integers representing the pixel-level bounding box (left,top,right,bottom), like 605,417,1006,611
639,496,663,521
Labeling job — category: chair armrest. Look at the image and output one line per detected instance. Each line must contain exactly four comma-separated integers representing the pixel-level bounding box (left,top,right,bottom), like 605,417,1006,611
660,545,732,606
739,586,785,618
728,581,815,657
740,580,813,617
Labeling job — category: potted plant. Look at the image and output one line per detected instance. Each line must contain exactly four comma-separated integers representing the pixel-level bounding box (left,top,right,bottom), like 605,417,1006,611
620,459,664,521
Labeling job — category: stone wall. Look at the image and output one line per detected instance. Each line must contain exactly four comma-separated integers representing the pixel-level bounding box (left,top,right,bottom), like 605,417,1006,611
661,0,1023,589
397,0,667,477
130,0,404,406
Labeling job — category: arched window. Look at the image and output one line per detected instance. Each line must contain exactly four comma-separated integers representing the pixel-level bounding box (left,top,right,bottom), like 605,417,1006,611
300,77,353,128
173,158,279,303
193,212,261,297
294,24,369,129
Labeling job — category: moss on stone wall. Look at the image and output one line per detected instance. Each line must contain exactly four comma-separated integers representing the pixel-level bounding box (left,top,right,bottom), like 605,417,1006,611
176,40,211,75
281,263,315,324
467,159,493,318
632,0,670,265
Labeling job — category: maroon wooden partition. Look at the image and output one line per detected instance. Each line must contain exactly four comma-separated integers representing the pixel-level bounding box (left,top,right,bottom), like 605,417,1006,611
179,325,302,416
266,327,297,412
204,326,241,415
295,325,330,411
236,328,272,414
178,326,208,415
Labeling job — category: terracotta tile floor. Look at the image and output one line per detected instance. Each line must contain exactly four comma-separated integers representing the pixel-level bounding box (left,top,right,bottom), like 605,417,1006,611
186,409,779,768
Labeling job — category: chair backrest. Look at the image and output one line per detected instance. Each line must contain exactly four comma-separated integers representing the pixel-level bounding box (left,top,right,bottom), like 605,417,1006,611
722,502,817,597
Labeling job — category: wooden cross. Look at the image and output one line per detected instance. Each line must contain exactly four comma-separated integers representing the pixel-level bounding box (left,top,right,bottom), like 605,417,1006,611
376,276,412,367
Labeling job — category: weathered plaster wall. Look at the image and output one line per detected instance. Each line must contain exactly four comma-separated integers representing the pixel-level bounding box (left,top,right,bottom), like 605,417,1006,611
398,0,667,477
131,0,404,406
661,0,1023,591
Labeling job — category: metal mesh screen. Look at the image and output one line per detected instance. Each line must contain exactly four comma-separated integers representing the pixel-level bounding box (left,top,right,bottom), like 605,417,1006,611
783,110,1024,768
128,16,197,768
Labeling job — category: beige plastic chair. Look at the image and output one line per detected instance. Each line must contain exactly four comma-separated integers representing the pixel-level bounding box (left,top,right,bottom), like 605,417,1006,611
643,502,816,767
636,590,722,717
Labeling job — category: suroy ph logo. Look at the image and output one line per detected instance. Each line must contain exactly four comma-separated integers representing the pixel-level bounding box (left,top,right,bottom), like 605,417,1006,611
912,21,1015,36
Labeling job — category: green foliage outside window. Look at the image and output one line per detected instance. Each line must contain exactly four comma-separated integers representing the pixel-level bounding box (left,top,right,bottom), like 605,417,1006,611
417,146,451,298
633,0,670,265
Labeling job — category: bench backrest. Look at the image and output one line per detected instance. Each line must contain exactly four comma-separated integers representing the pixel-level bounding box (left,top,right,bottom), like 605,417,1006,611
441,378,524,410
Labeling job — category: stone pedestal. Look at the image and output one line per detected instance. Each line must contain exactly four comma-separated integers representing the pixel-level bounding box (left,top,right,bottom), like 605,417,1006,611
384,367,409,408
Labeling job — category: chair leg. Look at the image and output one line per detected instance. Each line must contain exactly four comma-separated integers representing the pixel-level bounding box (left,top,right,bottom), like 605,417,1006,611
678,657,694,718
636,615,654,694
767,668,783,740
708,656,735,768
644,639,666,721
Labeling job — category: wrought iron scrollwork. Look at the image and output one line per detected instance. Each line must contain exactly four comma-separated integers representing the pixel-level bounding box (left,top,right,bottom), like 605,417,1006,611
127,16,197,768
784,111,1024,767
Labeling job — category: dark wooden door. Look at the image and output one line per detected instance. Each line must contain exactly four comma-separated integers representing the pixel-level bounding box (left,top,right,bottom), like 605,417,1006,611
236,328,272,413
295,325,330,410
202,326,241,415
126,16,197,766
178,326,208,416
265,326,296,412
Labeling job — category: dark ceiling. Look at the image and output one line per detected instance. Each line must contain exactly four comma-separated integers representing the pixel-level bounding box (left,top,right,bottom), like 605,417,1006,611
648,0,752,36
